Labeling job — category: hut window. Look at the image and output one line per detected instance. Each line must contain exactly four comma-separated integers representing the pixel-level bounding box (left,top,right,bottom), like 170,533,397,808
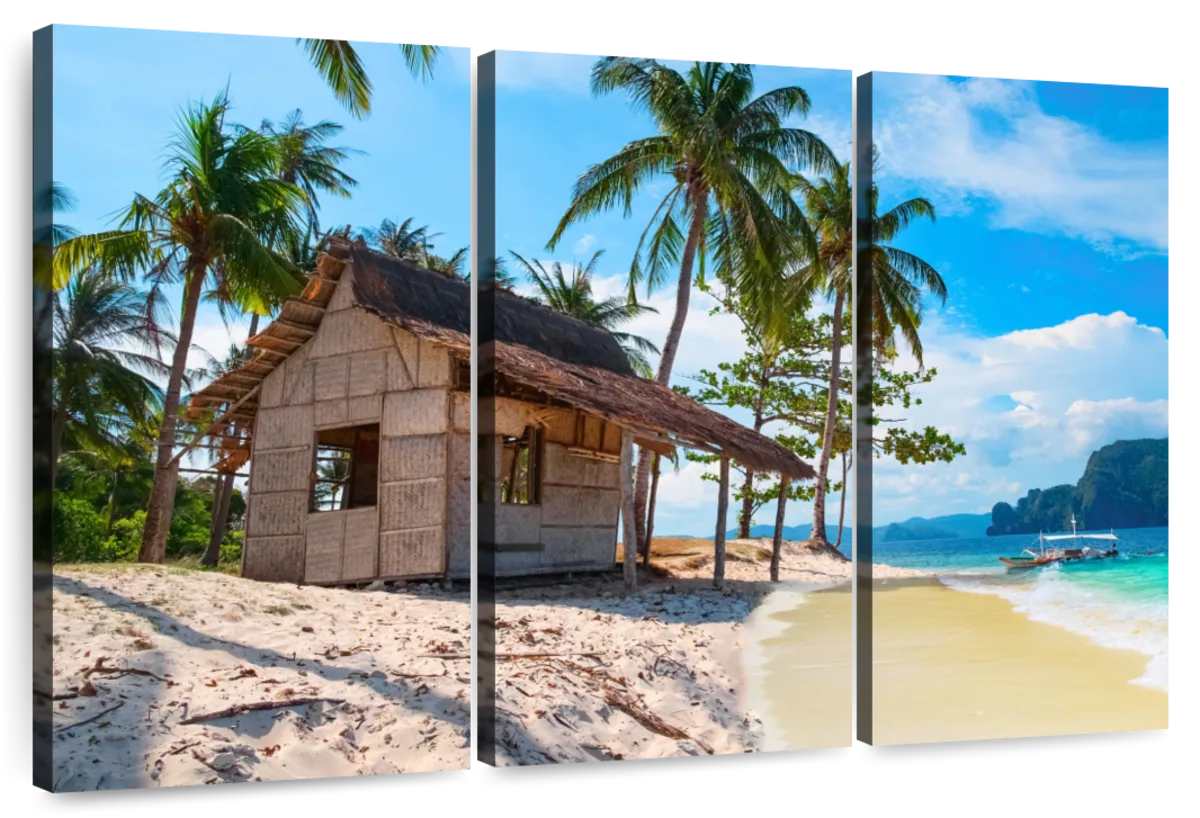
311,423,380,512
500,426,541,505
453,357,471,392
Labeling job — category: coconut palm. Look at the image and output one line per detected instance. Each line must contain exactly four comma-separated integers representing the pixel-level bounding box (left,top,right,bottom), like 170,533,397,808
792,160,944,547
359,217,438,262
299,41,440,119
424,246,469,279
52,277,173,486
259,110,360,228
54,92,308,563
192,342,252,567
548,59,838,557
509,250,660,378
490,255,516,289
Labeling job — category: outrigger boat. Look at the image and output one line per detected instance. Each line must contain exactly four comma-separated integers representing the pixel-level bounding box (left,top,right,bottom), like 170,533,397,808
999,515,1119,569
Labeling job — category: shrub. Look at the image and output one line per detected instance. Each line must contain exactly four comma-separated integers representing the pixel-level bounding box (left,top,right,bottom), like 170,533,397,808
220,529,243,568
102,510,145,562
52,494,107,563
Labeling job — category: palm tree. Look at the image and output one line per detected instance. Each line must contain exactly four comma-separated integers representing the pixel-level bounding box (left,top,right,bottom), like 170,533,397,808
424,246,469,279
260,110,360,228
509,250,660,377
52,277,172,486
793,160,944,548
299,41,440,119
359,217,438,262
548,59,838,557
55,92,307,563
490,255,516,290
192,343,252,567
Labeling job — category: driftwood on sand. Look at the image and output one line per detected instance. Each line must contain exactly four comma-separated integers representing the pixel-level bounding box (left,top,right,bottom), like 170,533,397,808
180,697,347,725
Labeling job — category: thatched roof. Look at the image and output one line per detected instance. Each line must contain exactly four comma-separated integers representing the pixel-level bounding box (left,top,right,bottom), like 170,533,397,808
190,239,815,480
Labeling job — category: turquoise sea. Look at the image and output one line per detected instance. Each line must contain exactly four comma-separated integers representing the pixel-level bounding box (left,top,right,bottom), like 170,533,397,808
872,526,1169,691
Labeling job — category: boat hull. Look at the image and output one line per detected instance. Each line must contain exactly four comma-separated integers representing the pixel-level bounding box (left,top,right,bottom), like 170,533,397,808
999,550,1120,569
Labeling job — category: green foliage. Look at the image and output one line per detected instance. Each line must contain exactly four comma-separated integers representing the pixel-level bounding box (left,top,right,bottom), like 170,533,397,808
679,292,850,533
52,494,108,563
549,59,838,340
509,250,661,376
870,355,965,465
220,529,244,567
105,511,146,562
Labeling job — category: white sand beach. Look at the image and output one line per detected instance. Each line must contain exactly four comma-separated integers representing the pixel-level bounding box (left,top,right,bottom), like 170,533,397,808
48,540,936,781
492,538,916,763
50,565,469,791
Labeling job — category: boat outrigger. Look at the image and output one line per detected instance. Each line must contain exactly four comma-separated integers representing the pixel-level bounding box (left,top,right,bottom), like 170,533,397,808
999,515,1120,569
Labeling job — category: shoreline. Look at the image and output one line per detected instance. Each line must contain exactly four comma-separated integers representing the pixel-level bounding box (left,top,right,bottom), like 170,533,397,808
52,542,1164,771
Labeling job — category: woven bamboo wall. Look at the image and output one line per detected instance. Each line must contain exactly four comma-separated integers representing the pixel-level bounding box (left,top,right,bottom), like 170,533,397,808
244,264,454,584
493,430,621,577
446,394,471,578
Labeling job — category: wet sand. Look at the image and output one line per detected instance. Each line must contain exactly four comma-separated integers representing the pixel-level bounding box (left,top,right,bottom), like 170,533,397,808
753,573,1166,743
869,579,1167,745
749,584,851,750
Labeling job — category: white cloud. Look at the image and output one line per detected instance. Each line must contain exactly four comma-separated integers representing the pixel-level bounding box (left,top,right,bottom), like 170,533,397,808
874,310,1168,522
875,75,1168,252
573,234,597,257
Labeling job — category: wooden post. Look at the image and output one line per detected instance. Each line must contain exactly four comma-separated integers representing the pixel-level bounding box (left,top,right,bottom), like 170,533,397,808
771,475,790,582
643,452,661,566
713,455,730,589
619,430,638,593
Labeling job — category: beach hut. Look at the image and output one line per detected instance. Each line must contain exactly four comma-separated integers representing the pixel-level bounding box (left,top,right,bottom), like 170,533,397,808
188,238,815,586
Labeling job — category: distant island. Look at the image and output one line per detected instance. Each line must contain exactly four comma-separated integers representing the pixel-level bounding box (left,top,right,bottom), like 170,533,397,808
987,438,1168,536
705,512,993,544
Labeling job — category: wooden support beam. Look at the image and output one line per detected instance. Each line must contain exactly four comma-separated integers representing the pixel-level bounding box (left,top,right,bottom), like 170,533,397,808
713,455,730,590
618,429,638,593
169,384,261,468
270,318,318,335
771,475,790,582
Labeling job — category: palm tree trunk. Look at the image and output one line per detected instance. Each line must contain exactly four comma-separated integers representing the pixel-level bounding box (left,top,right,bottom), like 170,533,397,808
202,310,259,567
835,451,851,550
140,258,206,563
633,188,709,555
105,469,123,532
810,288,845,549
50,401,68,488
642,452,661,565
202,475,234,566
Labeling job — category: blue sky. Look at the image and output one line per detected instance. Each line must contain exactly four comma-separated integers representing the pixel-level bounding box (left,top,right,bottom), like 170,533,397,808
53,25,470,362
495,51,851,537
54,28,470,477
871,73,1168,524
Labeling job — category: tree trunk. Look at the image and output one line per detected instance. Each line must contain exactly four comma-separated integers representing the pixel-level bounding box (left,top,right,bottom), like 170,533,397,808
618,430,638,593
202,311,259,568
642,452,661,566
140,258,207,563
810,288,845,548
739,367,768,539
771,476,790,582
202,474,234,567
835,451,851,550
105,469,123,532
633,188,709,556
713,455,730,589
737,469,755,539
50,401,68,488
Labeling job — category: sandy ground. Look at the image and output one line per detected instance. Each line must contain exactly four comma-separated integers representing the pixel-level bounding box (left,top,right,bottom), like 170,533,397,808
50,565,469,791
491,538,909,764
50,538,868,782
869,579,1168,745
